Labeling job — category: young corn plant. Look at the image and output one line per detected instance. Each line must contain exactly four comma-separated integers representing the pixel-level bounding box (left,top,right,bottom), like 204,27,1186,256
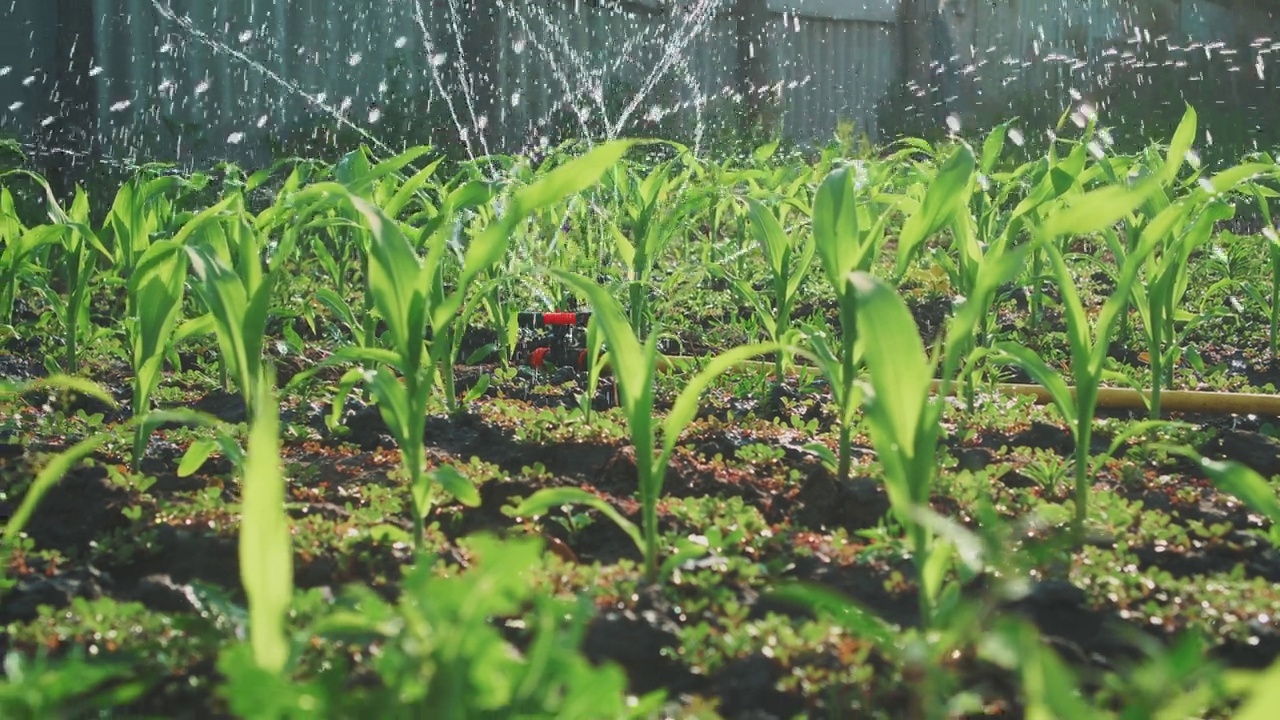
4,177,112,375
1,173,111,372
808,147,968,482
844,238,1026,622
125,239,188,471
1107,163,1274,418
508,270,775,585
806,163,892,482
731,195,814,382
298,141,640,550
185,194,295,419
996,177,1163,541
603,153,698,338
235,371,293,677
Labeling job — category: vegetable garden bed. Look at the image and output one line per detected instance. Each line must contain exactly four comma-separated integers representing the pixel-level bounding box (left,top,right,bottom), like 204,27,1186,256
2,107,1280,718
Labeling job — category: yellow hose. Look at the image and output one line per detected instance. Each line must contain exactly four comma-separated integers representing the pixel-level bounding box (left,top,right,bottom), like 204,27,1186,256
594,355,1280,416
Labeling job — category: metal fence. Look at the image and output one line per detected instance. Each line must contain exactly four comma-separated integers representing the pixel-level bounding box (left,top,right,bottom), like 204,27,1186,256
0,0,1275,172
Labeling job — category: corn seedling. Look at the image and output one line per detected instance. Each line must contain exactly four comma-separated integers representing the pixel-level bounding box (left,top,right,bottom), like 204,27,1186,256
296,141,638,550
732,194,814,382
185,195,294,419
807,160,898,481
0,174,112,376
510,270,776,584
603,153,698,338
996,177,1163,540
236,370,293,675
125,238,188,470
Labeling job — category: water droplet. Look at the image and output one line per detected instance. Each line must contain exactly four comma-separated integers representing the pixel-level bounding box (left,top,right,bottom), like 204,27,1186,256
21,75,35,87
238,30,254,43
945,114,961,133
339,96,353,113
1008,128,1025,146
431,52,448,67
227,132,244,144
315,91,327,103
348,53,363,67
1185,149,1201,169
88,65,103,77
257,115,269,128
194,80,210,95
40,116,55,127
395,36,408,49
7,101,22,112
368,108,382,123
510,91,521,107
512,36,526,54
109,99,132,112
0,66,10,77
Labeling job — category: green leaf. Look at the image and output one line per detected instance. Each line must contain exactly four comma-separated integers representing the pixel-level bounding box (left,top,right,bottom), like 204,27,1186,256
1160,104,1197,187
994,342,1077,428
744,197,789,278
3,433,109,542
427,465,481,508
507,487,644,557
1195,455,1280,527
238,377,292,674
896,144,975,276
1038,180,1159,240
849,272,931,455
766,583,897,648
514,140,643,212
661,343,778,461
178,438,219,478
1,374,117,408
812,165,863,288
752,139,780,164
550,270,647,413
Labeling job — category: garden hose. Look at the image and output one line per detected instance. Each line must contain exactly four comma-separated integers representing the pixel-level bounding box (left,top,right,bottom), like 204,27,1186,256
599,355,1280,417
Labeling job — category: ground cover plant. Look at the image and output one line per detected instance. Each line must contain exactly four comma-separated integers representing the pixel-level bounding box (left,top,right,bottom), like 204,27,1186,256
4,104,1280,718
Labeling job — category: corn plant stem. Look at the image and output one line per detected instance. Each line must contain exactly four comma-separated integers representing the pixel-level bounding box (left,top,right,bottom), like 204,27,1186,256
636,444,658,584
628,281,646,340
131,379,147,473
1029,247,1043,326
438,325,459,414
404,374,430,551
1072,415,1093,539
1148,342,1163,421
836,298,858,483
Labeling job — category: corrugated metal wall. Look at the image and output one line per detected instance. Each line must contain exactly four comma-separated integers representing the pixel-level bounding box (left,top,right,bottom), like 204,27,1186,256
1,0,901,165
88,0,458,165
772,12,899,142
0,2,62,140
487,1,741,151
1,0,1274,168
